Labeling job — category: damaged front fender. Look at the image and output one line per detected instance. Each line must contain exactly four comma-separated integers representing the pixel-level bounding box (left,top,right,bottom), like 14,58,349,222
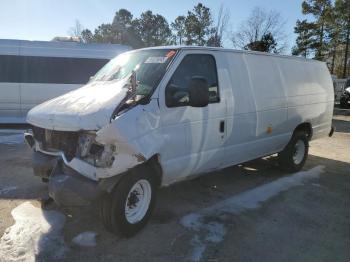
28,97,164,182
91,98,163,179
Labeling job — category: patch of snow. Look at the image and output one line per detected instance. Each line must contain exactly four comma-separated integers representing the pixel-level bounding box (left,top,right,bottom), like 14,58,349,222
180,213,202,231
72,231,97,247
181,166,325,261
207,165,324,214
204,222,226,243
0,186,17,195
0,202,66,262
311,183,326,189
190,235,206,262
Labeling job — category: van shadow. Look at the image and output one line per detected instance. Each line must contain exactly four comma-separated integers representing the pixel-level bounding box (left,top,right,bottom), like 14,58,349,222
152,153,350,224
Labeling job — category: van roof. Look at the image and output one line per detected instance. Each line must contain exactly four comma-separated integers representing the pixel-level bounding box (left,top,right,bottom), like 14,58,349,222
137,45,323,64
0,39,130,50
0,39,131,59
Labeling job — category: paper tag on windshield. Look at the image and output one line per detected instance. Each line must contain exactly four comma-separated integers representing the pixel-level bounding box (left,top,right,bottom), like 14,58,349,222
144,57,168,64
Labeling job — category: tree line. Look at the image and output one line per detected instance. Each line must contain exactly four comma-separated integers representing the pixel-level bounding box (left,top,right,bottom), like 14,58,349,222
69,3,283,54
74,3,229,48
292,0,350,78
68,1,350,78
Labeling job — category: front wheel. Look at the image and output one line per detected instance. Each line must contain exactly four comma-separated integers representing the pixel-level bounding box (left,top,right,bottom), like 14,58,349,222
278,132,309,173
101,169,157,237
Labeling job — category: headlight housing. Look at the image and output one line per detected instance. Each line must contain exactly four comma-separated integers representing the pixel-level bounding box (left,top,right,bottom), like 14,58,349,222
78,132,115,167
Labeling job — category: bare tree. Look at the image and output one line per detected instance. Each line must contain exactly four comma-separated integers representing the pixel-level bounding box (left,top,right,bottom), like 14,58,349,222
231,7,287,53
68,20,84,39
208,4,231,47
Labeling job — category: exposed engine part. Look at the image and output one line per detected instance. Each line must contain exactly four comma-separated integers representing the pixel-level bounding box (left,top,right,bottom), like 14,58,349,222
32,127,116,168
32,126,78,161
77,132,115,168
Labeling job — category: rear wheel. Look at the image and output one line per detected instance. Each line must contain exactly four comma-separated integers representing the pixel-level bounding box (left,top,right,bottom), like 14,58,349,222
278,132,309,173
340,97,348,108
100,168,157,237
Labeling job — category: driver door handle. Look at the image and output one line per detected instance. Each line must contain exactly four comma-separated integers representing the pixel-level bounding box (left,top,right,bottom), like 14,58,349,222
220,120,225,133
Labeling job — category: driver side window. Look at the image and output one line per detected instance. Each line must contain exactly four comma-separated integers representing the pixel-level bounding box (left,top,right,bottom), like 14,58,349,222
165,54,219,108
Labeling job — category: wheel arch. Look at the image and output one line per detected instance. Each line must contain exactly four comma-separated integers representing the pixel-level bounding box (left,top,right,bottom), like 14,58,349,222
293,122,313,141
98,154,163,193
144,154,163,187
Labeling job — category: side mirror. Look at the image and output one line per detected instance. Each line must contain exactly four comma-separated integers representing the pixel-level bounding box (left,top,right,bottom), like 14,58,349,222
188,76,209,107
165,84,187,107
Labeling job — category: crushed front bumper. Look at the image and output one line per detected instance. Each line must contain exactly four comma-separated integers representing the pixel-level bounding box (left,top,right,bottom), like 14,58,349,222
31,151,101,206
49,163,101,206
31,151,58,179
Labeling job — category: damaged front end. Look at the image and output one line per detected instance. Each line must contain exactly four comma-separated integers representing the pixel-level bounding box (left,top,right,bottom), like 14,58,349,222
25,48,176,206
24,92,161,206
26,116,150,174
25,124,150,206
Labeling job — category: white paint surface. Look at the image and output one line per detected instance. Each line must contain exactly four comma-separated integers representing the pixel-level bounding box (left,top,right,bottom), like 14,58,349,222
0,202,66,262
26,79,128,131
72,231,97,247
181,166,325,261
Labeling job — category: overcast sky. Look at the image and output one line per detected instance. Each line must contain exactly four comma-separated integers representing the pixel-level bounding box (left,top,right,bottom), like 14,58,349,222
0,0,306,54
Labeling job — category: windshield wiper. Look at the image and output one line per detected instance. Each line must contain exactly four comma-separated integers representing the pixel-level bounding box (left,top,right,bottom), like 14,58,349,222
130,70,137,98
110,71,139,121
128,70,152,104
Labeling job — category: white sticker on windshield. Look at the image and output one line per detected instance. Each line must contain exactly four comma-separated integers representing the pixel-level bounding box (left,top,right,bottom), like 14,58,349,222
144,57,168,64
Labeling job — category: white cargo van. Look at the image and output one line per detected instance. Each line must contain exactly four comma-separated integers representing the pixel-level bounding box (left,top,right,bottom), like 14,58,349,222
25,46,334,236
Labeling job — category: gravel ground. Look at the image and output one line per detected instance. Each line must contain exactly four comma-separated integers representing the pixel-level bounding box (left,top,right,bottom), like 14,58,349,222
0,108,349,262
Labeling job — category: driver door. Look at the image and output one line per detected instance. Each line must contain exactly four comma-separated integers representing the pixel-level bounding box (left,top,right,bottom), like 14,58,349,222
158,50,227,184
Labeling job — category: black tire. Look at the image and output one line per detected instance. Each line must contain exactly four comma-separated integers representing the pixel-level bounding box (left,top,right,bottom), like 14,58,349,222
278,132,309,173
100,193,113,232
101,168,157,237
340,98,348,108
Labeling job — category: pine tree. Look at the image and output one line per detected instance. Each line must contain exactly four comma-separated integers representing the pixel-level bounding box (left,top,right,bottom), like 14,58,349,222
335,0,350,78
292,19,317,57
184,3,213,46
171,16,186,45
301,0,333,60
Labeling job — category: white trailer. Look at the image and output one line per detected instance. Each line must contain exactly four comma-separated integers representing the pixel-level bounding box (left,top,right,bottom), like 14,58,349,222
0,39,130,123
25,46,334,236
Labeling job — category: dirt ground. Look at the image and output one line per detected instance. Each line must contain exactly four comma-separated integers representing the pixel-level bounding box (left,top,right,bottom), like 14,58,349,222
0,108,349,262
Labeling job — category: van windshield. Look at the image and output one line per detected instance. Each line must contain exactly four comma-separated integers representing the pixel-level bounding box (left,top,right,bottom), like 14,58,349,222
92,49,177,96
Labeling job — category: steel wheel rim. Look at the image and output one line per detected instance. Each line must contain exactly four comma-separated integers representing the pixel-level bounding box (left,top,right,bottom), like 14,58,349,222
125,179,152,224
293,140,305,165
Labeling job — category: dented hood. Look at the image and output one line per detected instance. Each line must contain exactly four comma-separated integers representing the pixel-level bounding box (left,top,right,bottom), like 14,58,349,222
26,79,128,131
